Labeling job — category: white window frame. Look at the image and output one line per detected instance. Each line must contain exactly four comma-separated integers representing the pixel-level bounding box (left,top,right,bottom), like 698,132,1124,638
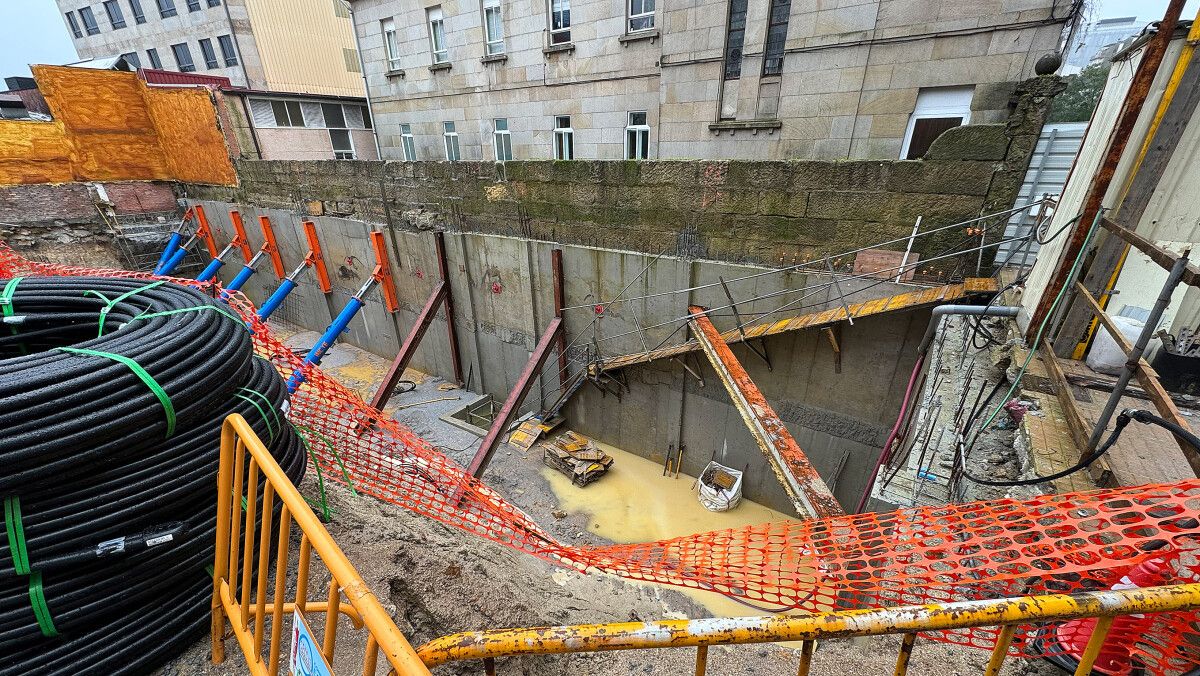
428,7,448,64
400,123,416,160
628,0,653,33
900,86,974,160
443,121,460,161
553,115,573,160
382,18,401,71
548,0,571,45
493,118,512,161
482,0,504,55
625,111,649,159
330,128,356,160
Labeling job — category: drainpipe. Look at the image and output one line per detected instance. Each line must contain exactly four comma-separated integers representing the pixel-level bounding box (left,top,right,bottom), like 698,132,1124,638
855,304,1020,513
342,0,384,160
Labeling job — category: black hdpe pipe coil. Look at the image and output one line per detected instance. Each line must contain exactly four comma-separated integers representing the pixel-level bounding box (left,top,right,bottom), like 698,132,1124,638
0,276,306,675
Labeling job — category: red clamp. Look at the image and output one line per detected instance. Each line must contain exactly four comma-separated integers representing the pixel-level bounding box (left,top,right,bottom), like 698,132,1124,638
228,210,253,262
369,230,400,313
302,220,332,293
257,215,286,279
193,205,219,259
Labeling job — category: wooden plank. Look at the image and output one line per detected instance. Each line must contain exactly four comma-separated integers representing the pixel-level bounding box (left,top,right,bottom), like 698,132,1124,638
1100,218,1200,288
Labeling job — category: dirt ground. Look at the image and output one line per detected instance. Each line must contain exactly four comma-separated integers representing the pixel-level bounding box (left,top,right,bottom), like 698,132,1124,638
162,326,1066,676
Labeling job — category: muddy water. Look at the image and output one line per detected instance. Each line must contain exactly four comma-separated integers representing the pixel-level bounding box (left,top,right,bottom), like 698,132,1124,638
541,438,818,619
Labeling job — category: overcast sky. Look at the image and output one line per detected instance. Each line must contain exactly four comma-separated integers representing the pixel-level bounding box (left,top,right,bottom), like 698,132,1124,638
0,0,1197,81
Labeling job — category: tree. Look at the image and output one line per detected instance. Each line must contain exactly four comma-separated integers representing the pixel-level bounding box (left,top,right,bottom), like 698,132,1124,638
1048,63,1111,123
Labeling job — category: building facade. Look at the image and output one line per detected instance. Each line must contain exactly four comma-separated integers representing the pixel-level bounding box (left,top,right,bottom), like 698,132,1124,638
55,0,366,98
348,0,1076,162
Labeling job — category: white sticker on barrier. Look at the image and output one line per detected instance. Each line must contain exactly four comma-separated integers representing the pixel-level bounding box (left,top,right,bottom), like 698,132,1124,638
290,608,334,676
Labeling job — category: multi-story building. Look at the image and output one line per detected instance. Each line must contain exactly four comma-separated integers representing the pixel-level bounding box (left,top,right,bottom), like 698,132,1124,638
348,0,1076,162
1064,16,1141,73
55,0,380,159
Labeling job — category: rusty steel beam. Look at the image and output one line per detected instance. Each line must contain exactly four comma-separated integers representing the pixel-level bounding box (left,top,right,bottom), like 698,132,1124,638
368,281,449,412
435,232,465,386
466,318,564,479
552,249,568,390
1027,0,1186,339
687,306,842,518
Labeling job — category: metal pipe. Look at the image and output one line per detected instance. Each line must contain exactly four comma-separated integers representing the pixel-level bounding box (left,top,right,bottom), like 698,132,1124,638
227,249,266,292
287,278,377,392
917,305,1020,356
256,278,297,321
1085,250,1190,450
197,244,236,282
414,583,1200,667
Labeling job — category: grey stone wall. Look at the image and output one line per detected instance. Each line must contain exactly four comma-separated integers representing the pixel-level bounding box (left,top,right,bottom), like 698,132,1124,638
186,77,1063,275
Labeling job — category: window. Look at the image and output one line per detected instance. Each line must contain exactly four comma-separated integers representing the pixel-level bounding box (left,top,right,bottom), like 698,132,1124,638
549,0,570,45
443,121,460,160
901,86,974,159
428,7,448,63
269,100,305,127
171,42,195,71
65,11,83,38
217,35,238,66
186,0,201,11
79,7,101,35
208,0,221,6
331,129,355,159
120,51,141,68
382,18,401,71
723,0,748,79
625,112,649,159
493,118,512,161
762,0,791,75
129,0,146,23
343,48,361,73
197,39,218,69
322,103,346,129
147,48,162,69
483,0,504,55
332,0,349,18
553,115,573,160
104,1,127,28
157,0,177,18
628,0,653,32
400,123,416,160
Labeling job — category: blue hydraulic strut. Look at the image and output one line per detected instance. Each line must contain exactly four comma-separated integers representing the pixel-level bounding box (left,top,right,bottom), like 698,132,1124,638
286,277,377,393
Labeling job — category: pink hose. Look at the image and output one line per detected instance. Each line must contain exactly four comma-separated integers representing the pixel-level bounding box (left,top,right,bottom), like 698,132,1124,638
854,354,925,513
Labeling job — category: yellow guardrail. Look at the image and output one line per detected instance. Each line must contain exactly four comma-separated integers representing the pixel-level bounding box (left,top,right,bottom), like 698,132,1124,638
210,416,1200,676
210,414,431,676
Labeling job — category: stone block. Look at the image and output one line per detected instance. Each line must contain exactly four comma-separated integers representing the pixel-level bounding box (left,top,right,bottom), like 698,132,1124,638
924,124,1010,161
886,160,996,196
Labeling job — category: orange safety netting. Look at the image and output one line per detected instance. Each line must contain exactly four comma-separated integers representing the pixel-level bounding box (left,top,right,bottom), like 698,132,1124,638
4,243,1200,674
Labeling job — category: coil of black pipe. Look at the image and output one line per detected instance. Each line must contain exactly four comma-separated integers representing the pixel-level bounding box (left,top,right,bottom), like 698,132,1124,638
0,276,306,675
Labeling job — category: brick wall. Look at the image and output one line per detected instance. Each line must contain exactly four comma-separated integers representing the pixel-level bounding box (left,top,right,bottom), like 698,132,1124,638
186,76,1063,273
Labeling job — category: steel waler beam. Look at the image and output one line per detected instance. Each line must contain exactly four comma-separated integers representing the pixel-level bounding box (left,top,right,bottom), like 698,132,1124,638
369,281,448,411
688,305,843,519
466,318,564,479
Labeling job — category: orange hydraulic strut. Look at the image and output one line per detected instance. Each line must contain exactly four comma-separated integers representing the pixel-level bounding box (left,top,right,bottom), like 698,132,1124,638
259,216,285,279
228,210,253,262
224,213,286,291
369,230,400,313
193,204,219,259
157,204,218,276
256,220,331,320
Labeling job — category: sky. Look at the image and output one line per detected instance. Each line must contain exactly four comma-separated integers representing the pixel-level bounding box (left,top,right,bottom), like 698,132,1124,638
0,0,1197,81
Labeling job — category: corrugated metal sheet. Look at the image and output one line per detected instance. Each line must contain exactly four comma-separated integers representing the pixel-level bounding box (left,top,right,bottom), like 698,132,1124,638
995,122,1088,268
242,0,364,97
139,68,233,89
1019,37,1188,327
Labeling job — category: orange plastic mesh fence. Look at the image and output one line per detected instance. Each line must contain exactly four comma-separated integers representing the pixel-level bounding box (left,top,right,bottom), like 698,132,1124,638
4,244,1200,673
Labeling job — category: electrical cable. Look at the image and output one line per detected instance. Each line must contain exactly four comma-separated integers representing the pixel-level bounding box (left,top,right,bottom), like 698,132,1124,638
0,276,305,675
960,409,1200,487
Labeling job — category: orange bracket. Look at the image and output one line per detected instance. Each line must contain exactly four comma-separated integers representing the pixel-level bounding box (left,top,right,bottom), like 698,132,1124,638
228,210,253,262
369,230,400,313
302,220,332,293
258,216,286,279
193,204,219,259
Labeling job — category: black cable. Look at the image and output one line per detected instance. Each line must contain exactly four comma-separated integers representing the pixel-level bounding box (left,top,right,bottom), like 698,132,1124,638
961,409,1200,487
0,276,306,675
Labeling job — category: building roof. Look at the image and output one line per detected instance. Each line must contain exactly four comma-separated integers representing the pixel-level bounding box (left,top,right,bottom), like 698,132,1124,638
62,55,135,71
139,68,233,89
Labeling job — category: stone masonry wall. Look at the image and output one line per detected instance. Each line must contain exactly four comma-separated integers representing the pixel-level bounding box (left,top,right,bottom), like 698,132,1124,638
185,76,1063,274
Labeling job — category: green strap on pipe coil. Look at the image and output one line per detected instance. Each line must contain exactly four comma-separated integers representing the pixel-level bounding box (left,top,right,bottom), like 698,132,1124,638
85,280,166,337
238,387,282,438
295,429,331,521
129,304,248,330
233,392,276,442
56,347,176,438
4,496,29,576
292,423,358,497
1,277,26,354
28,572,57,637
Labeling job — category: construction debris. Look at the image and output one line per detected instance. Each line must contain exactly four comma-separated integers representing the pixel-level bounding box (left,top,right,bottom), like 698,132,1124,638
698,461,743,512
508,415,565,451
541,431,613,486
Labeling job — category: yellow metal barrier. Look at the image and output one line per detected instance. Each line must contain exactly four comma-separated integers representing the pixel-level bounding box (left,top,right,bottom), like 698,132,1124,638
211,414,430,676
416,584,1200,676
210,416,1200,676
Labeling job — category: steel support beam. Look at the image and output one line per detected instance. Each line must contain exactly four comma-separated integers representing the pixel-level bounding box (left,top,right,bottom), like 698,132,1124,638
552,249,568,390
368,281,449,411
687,306,842,518
466,318,564,479
436,232,465,386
